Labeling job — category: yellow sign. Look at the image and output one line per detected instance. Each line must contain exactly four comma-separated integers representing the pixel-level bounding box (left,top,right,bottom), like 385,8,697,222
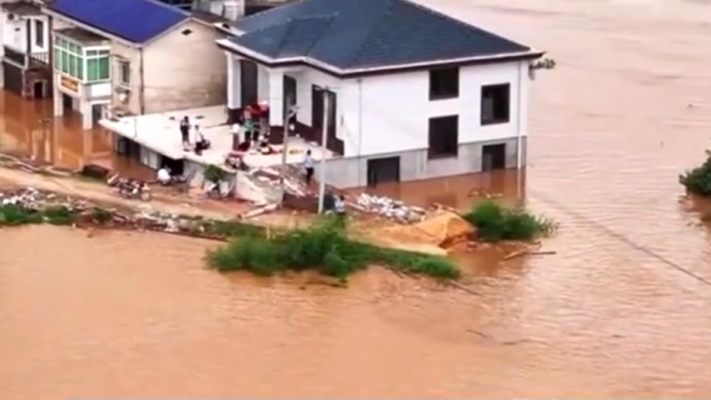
60,76,79,93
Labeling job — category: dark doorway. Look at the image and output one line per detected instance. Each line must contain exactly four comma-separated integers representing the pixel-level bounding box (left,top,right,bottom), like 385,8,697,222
160,155,184,175
283,75,297,122
2,62,22,95
482,143,506,171
311,85,343,155
240,60,258,107
115,136,140,158
62,93,73,110
33,81,46,99
91,104,103,124
367,156,400,187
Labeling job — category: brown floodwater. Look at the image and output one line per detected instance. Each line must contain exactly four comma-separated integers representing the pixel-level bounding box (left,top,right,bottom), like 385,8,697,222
3,0,711,397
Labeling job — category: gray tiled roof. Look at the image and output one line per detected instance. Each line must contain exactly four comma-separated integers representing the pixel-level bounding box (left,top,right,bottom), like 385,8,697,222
229,0,533,70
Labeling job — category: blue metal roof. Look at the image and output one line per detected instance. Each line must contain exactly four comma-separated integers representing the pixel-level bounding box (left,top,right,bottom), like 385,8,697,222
49,0,189,44
229,0,534,70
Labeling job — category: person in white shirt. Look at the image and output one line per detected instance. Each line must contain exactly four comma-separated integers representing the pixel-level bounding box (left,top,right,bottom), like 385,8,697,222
157,167,171,186
303,150,314,185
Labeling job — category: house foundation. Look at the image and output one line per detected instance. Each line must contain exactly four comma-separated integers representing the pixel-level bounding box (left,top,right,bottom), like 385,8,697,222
318,137,527,189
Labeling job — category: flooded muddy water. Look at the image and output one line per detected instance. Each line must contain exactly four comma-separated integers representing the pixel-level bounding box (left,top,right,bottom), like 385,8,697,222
3,0,711,397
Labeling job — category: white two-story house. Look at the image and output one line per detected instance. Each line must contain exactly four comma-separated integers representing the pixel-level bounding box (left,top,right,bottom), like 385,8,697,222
0,0,52,98
217,0,545,188
44,0,228,130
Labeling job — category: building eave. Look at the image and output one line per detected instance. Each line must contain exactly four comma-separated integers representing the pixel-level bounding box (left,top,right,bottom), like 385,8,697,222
43,8,188,48
216,38,544,79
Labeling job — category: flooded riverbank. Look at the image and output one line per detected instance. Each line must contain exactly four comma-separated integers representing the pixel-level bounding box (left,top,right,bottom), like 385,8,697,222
3,0,711,397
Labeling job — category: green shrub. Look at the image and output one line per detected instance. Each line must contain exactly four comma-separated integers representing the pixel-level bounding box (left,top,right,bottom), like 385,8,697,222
0,204,42,225
206,217,460,280
92,207,112,224
204,219,265,237
680,151,711,196
204,164,226,184
464,200,554,242
43,206,75,225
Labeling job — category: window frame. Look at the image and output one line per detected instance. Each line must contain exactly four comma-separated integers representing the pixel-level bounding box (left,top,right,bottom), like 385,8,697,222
34,19,45,48
428,67,459,101
480,83,511,126
117,59,131,87
53,36,110,83
427,115,459,159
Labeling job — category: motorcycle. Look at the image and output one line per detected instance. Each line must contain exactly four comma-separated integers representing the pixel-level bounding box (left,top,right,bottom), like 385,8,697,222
110,177,152,202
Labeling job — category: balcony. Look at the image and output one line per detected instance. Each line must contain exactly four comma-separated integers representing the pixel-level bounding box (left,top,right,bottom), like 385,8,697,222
3,46,27,68
2,46,50,70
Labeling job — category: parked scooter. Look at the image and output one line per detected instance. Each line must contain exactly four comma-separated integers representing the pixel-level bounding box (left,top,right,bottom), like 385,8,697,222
107,174,151,202
117,179,152,201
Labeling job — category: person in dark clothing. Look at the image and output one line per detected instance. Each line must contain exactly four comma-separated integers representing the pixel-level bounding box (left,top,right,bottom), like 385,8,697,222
303,150,314,185
179,116,190,145
194,125,210,155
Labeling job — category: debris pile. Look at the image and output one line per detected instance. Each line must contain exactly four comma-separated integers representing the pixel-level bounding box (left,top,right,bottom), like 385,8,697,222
0,187,262,239
350,193,427,223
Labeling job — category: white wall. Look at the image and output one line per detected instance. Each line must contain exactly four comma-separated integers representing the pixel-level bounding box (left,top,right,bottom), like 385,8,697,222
338,61,529,158
0,12,48,53
141,20,227,114
28,16,49,54
2,13,27,52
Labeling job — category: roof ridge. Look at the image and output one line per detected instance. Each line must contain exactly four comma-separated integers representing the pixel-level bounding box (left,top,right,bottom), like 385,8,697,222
137,0,191,17
298,15,336,58
343,0,395,69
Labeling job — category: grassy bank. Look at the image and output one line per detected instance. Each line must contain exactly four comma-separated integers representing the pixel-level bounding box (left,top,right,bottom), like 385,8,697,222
206,217,460,281
1,202,460,282
680,151,711,196
463,200,555,242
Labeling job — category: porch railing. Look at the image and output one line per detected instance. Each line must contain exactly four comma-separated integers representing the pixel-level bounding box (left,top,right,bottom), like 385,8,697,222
29,52,49,68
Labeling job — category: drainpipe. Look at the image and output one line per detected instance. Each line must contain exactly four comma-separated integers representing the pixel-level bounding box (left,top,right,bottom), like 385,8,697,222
515,62,524,203
138,47,145,115
357,77,363,186
516,62,523,170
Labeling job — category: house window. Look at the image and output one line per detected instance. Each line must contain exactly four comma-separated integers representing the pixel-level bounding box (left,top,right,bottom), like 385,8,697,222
86,49,111,82
429,67,459,100
481,83,510,125
117,60,130,86
428,115,459,159
53,37,110,82
34,19,44,48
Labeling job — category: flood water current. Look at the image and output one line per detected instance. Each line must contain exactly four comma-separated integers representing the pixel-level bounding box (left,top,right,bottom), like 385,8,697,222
2,0,711,397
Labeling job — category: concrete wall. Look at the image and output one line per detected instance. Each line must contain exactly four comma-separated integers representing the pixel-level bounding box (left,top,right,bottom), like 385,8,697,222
110,38,141,114
141,20,227,114
319,136,527,189
338,61,529,158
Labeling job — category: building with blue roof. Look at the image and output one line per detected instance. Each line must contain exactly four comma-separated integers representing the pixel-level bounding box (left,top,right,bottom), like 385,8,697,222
40,0,229,129
217,0,550,188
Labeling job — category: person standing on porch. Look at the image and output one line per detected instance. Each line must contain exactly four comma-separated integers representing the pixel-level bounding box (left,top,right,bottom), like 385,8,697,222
303,149,315,185
179,116,190,146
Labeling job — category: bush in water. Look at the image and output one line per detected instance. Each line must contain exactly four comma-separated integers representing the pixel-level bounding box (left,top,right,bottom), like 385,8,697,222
680,150,711,196
463,200,555,242
206,216,460,281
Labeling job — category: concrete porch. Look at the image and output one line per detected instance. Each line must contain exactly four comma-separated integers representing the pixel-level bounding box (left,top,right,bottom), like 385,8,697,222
224,52,345,156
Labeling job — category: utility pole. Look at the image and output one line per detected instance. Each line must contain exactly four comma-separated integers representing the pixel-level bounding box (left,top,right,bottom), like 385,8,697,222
278,95,295,207
317,88,329,214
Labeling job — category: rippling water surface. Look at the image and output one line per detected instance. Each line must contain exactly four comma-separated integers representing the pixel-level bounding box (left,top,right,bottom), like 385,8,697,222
3,0,711,398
